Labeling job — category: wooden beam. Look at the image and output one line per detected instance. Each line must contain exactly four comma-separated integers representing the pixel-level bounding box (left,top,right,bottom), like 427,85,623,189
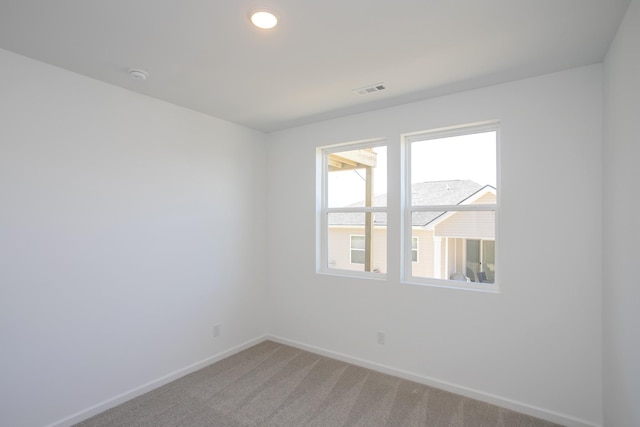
327,158,344,170
364,166,374,272
328,149,377,172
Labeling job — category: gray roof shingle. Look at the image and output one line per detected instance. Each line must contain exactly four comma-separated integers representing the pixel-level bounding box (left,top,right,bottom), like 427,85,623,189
328,180,491,226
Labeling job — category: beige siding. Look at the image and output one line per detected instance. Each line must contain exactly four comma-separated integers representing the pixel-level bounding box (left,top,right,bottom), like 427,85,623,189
411,229,435,278
328,189,496,276
433,190,496,239
434,210,495,239
328,227,387,273
473,192,496,204
328,227,437,276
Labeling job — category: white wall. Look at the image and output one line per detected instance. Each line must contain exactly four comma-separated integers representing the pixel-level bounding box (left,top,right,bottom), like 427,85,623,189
267,65,603,426
604,0,640,425
0,49,267,427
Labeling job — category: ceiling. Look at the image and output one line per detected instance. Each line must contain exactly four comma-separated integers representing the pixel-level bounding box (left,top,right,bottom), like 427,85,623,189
0,0,631,132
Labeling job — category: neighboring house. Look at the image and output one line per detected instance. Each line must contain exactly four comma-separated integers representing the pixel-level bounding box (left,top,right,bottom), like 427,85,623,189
328,180,496,283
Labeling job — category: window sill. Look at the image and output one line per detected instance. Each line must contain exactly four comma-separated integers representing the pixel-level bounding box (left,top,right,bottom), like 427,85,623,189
401,278,500,294
318,269,388,281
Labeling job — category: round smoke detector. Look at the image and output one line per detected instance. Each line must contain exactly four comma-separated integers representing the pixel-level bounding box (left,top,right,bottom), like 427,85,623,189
128,69,149,80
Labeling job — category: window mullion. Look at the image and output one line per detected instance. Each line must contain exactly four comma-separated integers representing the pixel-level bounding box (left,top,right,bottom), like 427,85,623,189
410,204,496,212
325,206,386,213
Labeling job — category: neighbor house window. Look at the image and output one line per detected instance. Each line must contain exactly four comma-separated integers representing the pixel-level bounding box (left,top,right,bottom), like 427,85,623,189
465,239,495,283
350,235,365,264
318,141,387,276
404,122,498,290
412,237,419,262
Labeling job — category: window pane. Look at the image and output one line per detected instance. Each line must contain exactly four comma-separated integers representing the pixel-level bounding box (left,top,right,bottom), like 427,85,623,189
411,210,495,282
351,248,365,264
328,146,387,208
351,235,365,250
411,131,496,206
328,212,387,273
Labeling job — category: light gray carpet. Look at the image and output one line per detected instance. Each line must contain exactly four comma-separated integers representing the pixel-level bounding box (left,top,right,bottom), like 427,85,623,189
75,341,563,427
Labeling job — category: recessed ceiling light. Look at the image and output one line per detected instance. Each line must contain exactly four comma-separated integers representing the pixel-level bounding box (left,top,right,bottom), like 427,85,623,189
250,10,278,29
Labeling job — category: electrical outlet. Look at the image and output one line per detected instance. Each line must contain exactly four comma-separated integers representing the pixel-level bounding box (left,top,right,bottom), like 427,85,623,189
213,324,221,338
377,331,385,345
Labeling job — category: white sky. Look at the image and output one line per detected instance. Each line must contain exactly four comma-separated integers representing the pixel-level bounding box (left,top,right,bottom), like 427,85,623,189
328,131,496,207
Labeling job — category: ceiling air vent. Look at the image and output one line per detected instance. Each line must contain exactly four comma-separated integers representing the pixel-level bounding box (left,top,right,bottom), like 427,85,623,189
353,83,386,96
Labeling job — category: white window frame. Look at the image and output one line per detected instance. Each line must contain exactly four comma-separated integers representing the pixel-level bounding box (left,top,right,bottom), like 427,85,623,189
402,121,499,292
317,139,387,279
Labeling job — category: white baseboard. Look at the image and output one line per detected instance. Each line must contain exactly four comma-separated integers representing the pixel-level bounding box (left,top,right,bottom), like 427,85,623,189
47,335,269,427
266,335,601,427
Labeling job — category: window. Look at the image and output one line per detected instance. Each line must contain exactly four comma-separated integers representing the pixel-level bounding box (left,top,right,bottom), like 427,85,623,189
317,122,498,291
465,239,495,283
319,142,387,276
404,122,498,290
350,235,365,264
